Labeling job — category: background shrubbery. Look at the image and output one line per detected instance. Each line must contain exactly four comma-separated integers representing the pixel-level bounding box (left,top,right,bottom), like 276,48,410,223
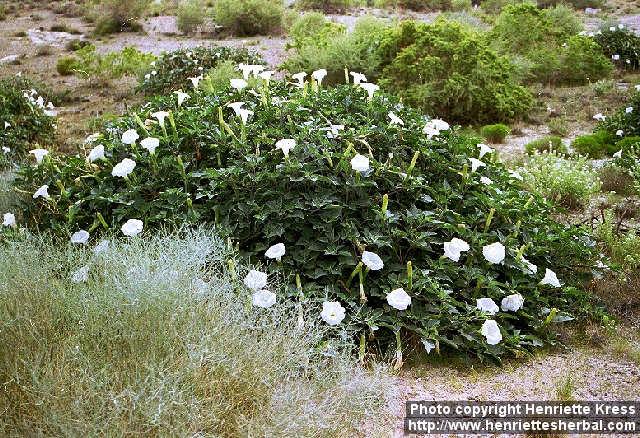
593,25,640,71
214,0,283,36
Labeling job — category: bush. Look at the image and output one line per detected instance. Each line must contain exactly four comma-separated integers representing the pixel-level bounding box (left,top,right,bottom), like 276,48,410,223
296,0,353,12
571,131,616,158
138,46,264,95
214,0,283,36
94,0,151,34
525,136,566,154
598,164,637,195
596,210,640,272
65,44,156,82
177,0,205,34
378,19,533,124
0,229,391,435
283,16,388,86
547,118,569,136
519,152,601,209
394,0,452,11
0,76,56,159
14,77,598,360
597,92,640,140
481,124,510,143
56,56,77,75
556,35,613,85
593,25,640,70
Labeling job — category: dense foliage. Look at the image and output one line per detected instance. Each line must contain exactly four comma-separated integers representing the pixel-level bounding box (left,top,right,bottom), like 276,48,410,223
138,46,264,94
481,124,510,144
597,91,640,140
0,77,56,162
593,25,640,71
525,136,566,155
377,19,533,124
571,131,616,158
213,0,283,36
13,75,597,360
57,45,156,82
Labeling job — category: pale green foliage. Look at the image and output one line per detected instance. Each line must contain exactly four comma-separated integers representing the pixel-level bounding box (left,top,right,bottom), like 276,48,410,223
0,229,391,436
595,210,640,271
519,152,601,209
214,0,283,36
176,0,205,34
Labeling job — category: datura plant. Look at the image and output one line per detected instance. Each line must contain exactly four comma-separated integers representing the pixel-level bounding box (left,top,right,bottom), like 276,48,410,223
12,68,599,362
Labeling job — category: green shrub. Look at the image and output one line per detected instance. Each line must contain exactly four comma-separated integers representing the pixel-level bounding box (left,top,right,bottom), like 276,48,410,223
571,131,616,158
177,0,205,34
283,16,388,86
65,39,90,52
94,0,151,34
199,60,240,94
596,210,640,272
56,56,77,75
296,0,353,12
538,0,603,7
65,44,156,82
547,118,569,137
525,136,566,154
593,25,640,70
598,164,637,195
138,46,264,95
481,124,511,143
597,92,640,140
214,0,283,36
0,76,56,159
287,11,345,50
14,77,598,360
378,19,533,124
451,0,472,11
0,229,391,436
556,35,613,85
519,152,601,209
480,0,526,14
395,0,452,10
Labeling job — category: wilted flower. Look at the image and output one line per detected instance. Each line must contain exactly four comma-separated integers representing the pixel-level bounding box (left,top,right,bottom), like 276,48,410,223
540,268,561,287
480,176,493,185
388,112,404,126
320,301,346,325
476,298,499,314
71,265,90,283
478,143,494,159
276,139,296,157
84,133,100,144
121,129,139,145
238,108,253,125
244,269,267,290
422,339,436,354
93,239,110,254
501,293,524,312
311,69,327,86
481,320,502,345
70,230,90,244
350,153,370,172
174,91,190,106
33,185,50,199
626,106,634,114
88,144,105,162
265,243,285,261
2,147,9,153
613,54,620,61
151,111,170,128
616,129,624,137
29,148,48,164
230,78,248,90
292,72,307,87
188,75,203,89
121,219,143,237
359,82,379,99
2,212,16,227
483,242,506,264
593,113,606,121
613,149,622,158
140,137,160,154
509,170,523,181
362,250,383,270
259,70,275,81
443,237,470,262
387,288,411,310
252,289,277,308
350,72,367,84
469,158,486,173
112,158,136,178
238,64,264,80
227,101,245,116
521,257,537,275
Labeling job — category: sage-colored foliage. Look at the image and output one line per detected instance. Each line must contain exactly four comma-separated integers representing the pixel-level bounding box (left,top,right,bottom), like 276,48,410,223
377,19,533,124
138,46,264,95
14,80,597,360
213,0,283,36
0,77,56,160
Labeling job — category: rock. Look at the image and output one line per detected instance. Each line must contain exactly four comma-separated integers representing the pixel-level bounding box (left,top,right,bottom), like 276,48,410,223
27,29,81,47
0,54,20,64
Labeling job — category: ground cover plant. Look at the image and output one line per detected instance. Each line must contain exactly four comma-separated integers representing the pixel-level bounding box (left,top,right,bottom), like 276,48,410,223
12,72,599,361
0,228,391,436
0,76,57,163
138,46,264,94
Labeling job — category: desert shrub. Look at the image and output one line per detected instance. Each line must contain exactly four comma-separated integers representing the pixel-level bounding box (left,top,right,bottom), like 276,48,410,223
60,44,156,82
538,0,603,7
138,46,264,95
595,210,640,272
287,11,345,50
395,0,452,10
593,24,640,70
14,76,598,360
0,77,56,160
547,118,569,136
481,123,510,143
56,56,77,75
598,164,637,195
597,92,640,139
214,0,283,36
176,0,205,34
65,38,90,51
571,131,616,158
0,229,391,435
378,19,533,124
519,152,601,209
490,4,611,84
296,0,353,12
480,0,526,14
283,16,388,86
525,136,566,154
452,0,472,10
94,0,151,35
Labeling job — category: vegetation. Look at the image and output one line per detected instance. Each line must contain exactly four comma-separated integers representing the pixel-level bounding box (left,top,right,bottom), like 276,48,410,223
571,131,616,158
93,0,150,35
519,152,601,209
593,24,640,71
176,0,205,34
0,229,391,436
481,124,511,143
297,0,353,12
525,136,566,155
213,0,283,36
